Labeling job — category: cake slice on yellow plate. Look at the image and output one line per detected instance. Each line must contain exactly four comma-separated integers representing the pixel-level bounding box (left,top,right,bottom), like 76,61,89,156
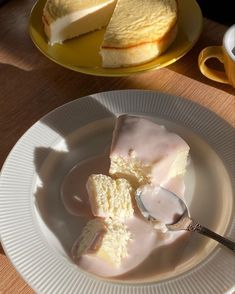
42,0,117,45
42,0,178,67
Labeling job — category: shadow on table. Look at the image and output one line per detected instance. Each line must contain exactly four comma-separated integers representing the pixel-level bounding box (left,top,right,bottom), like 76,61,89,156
0,63,144,257
0,0,234,100
0,244,5,256
168,19,235,96
1,61,129,249
0,62,147,168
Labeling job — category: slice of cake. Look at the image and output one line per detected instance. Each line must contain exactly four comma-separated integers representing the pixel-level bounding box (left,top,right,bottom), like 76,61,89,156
72,218,131,267
87,174,134,220
42,0,117,45
100,0,178,67
110,115,189,188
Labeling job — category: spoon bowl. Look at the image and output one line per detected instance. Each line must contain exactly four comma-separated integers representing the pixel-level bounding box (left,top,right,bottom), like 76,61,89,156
135,185,188,225
135,185,235,253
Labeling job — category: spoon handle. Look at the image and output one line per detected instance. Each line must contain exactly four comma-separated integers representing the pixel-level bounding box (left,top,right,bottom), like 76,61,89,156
187,221,235,252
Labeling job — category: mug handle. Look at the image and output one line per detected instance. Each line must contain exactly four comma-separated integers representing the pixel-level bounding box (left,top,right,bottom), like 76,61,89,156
198,46,229,84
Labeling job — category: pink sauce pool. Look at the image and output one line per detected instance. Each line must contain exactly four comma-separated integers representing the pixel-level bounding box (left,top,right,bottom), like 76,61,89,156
63,154,189,279
74,213,188,278
62,116,191,280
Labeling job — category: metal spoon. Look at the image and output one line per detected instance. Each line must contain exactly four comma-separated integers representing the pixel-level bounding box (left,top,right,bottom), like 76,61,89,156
135,185,235,252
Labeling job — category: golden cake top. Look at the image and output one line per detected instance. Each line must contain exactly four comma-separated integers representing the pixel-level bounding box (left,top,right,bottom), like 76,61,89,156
44,0,113,20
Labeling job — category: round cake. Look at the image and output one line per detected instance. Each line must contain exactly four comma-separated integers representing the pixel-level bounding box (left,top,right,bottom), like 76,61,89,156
42,0,178,68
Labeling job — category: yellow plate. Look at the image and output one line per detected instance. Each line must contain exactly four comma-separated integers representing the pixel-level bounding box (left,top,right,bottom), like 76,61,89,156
29,0,203,77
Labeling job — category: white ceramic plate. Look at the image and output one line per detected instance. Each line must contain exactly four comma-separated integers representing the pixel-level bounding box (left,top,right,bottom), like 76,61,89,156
0,90,234,294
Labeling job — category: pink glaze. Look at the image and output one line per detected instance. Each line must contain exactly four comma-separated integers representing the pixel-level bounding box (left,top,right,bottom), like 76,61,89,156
163,174,185,198
111,115,189,185
111,115,188,161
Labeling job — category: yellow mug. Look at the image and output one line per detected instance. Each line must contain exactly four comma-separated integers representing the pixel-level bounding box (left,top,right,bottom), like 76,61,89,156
198,24,235,87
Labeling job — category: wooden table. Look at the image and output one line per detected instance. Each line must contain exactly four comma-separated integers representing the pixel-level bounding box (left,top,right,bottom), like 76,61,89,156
0,0,234,293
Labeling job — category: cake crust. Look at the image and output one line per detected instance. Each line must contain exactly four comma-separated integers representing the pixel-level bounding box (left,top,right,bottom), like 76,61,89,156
101,0,178,67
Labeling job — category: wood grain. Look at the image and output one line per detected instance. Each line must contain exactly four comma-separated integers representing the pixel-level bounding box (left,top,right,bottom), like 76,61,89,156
0,0,234,293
